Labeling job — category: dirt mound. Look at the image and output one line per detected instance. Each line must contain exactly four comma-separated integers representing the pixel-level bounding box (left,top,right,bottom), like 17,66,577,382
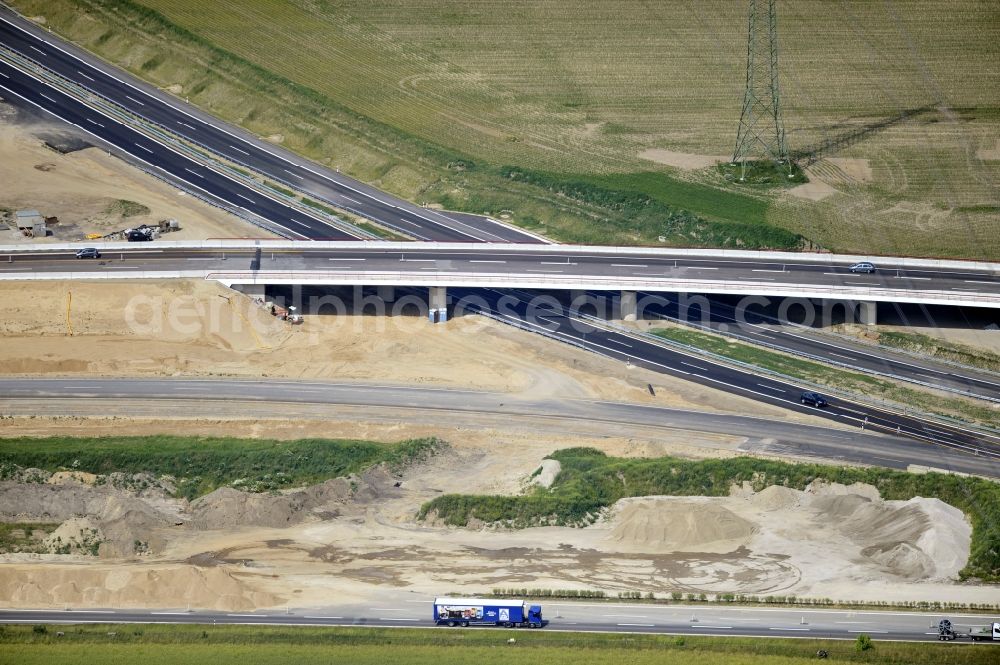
748,485,800,511
0,564,280,611
606,497,756,553
190,468,396,530
531,459,561,488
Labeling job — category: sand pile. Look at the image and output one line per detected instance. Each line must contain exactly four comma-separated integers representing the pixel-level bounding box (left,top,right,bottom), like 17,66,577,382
810,492,969,580
0,564,280,611
749,485,800,511
607,498,756,553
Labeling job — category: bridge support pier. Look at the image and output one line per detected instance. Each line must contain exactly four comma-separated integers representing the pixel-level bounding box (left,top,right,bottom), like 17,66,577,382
620,290,637,322
235,284,266,298
857,301,877,326
377,285,396,303
429,286,447,323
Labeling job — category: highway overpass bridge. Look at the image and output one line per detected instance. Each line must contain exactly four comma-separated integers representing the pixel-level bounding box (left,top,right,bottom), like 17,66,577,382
2,241,998,324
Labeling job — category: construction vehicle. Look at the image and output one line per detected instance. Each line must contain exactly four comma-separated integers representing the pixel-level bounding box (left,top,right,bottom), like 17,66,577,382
433,597,543,628
267,303,303,325
937,618,1000,641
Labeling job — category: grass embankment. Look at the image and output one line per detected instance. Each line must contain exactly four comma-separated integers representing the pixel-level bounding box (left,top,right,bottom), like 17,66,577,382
877,331,1000,374
1,624,992,665
0,436,442,500
420,448,1000,582
649,326,1000,429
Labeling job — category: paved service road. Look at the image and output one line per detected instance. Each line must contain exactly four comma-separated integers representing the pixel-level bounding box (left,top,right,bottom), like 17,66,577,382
1,604,995,644
2,377,998,478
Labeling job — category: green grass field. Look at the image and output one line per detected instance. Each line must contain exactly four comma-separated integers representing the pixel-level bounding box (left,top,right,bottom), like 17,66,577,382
0,435,441,499
11,0,999,256
420,448,1000,582
1,623,995,665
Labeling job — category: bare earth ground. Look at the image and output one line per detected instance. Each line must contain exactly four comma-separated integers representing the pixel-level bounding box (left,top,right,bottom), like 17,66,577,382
1,278,996,610
0,108,275,242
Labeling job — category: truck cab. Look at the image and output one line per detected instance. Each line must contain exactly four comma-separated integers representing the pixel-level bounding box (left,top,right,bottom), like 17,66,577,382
527,605,543,627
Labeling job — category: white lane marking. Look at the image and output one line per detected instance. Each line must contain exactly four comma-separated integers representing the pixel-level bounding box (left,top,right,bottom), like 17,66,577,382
341,195,361,205
612,264,647,268
526,269,564,273
828,352,853,360
894,276,931,280
692,625,733,629
400,259,435,262
748,332,776,340
951,288,983,292
39,92,58,103
134,142,154,153
617,623,655,627
771,627,810,631
633,272,669,277
849,629,888,633
756,383,785,392
236,193,254,203
86,118,104,127
741,277,774,281
541,261,577,265
303,616,343,620
66,610,115,614
822,272,843,276
379,618,418,621
184,168,203,178
186,258,216,261
178,121,197,130
227,614,264,617
845,281,876,286
283,168,301,178
470,260,506,263
151,612,190,615
77,70,95,82
0,71,7,78
328,258,366,261
29,44,46,55
607,338,633,348
752,269,785,273
688,266,718,270
229,145,250,155
680,361,708,372
125,95,144,106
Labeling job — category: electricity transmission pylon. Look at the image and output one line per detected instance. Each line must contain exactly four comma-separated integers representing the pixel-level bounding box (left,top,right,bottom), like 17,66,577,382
732,0,790,180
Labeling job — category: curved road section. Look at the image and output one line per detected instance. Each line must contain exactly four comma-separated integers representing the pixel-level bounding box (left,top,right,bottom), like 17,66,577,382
0,10,539,244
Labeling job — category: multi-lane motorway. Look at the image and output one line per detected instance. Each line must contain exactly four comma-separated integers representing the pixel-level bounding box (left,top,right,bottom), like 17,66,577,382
0,602,994,643
0,9,536,244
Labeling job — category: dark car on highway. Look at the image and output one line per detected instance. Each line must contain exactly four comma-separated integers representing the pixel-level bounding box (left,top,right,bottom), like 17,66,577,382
849,262,876,273
75,248,101,259
800,391,828,408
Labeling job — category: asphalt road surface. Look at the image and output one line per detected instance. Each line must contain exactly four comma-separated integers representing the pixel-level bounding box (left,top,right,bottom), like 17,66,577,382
0,604,995,644
2,377,998,478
